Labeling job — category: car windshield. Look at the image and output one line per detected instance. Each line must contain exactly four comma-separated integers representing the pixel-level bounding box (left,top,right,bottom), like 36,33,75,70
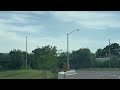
0,11,120,79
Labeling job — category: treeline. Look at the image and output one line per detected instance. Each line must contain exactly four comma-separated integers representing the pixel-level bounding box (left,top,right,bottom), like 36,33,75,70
1,43,120,72
95,43,120,68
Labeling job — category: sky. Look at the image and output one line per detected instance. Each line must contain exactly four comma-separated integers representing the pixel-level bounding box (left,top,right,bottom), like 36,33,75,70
0,11,120,53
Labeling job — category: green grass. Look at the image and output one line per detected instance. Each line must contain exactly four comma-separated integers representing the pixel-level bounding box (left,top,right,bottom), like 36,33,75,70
0,69,57,79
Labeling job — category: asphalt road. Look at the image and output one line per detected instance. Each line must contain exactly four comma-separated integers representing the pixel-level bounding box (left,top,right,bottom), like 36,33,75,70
76,71,120,79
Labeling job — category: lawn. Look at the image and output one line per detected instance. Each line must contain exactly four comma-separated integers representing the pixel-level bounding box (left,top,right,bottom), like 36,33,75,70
0,69,57,79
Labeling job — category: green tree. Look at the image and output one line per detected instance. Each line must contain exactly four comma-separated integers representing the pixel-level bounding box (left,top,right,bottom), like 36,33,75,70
57,52,67,70
0,53,10,70
70,48,92,69
9,49,25,69
110,56,120,68
27,53,34,69
95,49,104,58
109,43,120,56
91,53,96,67
95,60,105,68
96,43,120,58
22,51,31,69
32,45,58,78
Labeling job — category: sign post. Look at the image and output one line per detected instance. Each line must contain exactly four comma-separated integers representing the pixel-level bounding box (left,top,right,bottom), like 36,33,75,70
58,63,77,79
63,63,68,79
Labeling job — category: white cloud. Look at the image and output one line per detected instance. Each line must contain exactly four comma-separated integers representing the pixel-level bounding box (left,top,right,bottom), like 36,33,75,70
0,30,16,39
0,22,44,33
50,11,120,30
0,34,110,53
0,11,120,53
50,11,111,21
0,35,65,53
10,11,47,15
10,25,44,33
0,12,30,24
0,11,46,53
31,36,108,53
68,37,108,52
0,11,47,25
0,11,45,34
10,14,27,23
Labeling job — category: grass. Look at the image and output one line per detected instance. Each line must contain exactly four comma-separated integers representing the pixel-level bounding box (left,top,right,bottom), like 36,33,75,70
0,69,57,79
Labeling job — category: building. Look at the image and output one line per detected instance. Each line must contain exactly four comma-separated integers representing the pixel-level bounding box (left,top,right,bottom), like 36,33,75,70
96,54,115,62
96,58,110,62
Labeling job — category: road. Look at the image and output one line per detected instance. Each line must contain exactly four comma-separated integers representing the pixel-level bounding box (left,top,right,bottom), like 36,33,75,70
75,71,120,79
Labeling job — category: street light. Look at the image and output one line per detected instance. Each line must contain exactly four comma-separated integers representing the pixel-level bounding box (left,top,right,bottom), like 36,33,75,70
109,39,111,68
26,37,27,69
67,29,79,70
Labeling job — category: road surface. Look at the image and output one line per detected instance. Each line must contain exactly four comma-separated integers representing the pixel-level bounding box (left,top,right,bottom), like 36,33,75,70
75,71,120,79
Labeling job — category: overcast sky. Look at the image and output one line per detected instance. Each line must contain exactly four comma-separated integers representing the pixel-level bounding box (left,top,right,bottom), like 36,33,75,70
0,11,120,53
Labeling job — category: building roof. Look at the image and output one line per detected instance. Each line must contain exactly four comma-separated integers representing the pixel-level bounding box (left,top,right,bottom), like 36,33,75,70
96,58,110,61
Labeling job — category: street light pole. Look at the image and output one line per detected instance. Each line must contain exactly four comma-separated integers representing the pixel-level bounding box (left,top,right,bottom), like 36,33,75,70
67,29,79,70
109,38,110,68
67,33,69,70
26,37,27,69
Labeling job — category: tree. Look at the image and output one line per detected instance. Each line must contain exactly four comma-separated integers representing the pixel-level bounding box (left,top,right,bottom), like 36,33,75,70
91,53,96,67
9,49,25,69
70,48,92,69
22,51,32,69
96,43,120,58
110,56,120,68
27,53,34,69
110,43,120,56
57,52,67,69
32,45,58,78
0,53,10,70
95,49,104,58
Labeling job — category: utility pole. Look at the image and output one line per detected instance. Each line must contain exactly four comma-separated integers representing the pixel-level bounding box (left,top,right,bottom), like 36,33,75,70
109,39,110,68
26,37,27,69
67,33,69,70
67,29,79,70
